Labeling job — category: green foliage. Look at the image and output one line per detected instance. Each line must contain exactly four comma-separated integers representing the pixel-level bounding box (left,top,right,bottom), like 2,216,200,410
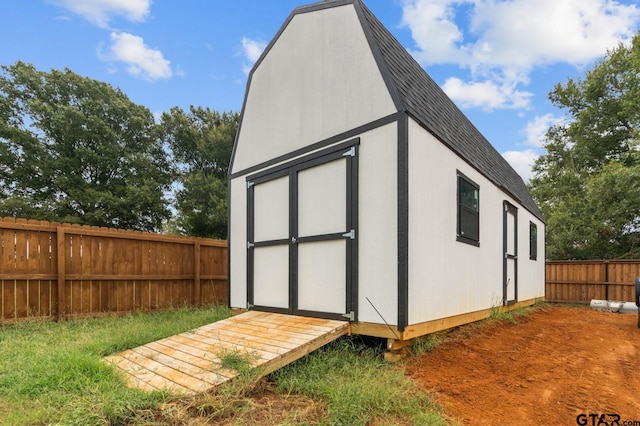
161,106,238,238
0,306,230,425
530,33,640,259
411,333,442,355
0,61,173,231
218,348,259,375
271,337,447,425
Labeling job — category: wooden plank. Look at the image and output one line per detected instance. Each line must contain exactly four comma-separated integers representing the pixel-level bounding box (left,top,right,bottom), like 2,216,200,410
105,312,350,395
145,341,236,379
117,237,132,312
80,235,93,314
103,237,116,312
68,235,82,316
56,227,65,320
104,354,187,393
198,319,325,345
226,312,343,334
184,327,294,355
239,315,344,336
2,218,228,323
0,219,223,246
26,229,41,316
190,321,307,348
116,349,212,393
258,322,349,377
401,297,542,340
217,316,329,338
149,241,160,309
14,227,29,318
124,236,135,311
195,323,313,348
38,231,54,316
139,240,151,310
193,242,201,307
87,237,104,313
129,346,229,386
166,333,279,362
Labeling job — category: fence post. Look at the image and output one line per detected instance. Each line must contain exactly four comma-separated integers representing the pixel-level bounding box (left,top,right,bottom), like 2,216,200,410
635,277,639,329
604,260,609,301
193,241,201,307
56,226,66,321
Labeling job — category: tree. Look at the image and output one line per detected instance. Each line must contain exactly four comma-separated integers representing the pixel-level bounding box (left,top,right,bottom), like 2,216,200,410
0,61,173,231
161,106,238,238
530,33,640,259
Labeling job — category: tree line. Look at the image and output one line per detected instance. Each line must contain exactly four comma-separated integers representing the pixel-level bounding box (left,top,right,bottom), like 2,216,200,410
2,29,640,259
0,61,235,238
530,33,640,260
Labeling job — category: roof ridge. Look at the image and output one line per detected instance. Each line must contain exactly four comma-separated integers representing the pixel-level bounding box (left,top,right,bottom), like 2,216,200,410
356,1,543,220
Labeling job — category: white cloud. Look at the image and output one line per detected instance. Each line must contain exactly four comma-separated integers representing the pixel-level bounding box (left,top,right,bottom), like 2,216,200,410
469,0,640,69
442,76,532,110
522,114,564,148
50,0,151,28
501,114,565,181
104,32,172,81
502,149,539,182
401,0,640,110
241,37,267,75
401,0,468,64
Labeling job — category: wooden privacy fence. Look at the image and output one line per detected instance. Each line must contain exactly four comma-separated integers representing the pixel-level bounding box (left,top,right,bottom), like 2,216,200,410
0,217,228,323
546,260,640,303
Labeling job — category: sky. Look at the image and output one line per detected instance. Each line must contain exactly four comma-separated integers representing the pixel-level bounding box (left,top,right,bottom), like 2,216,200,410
1,0,639,182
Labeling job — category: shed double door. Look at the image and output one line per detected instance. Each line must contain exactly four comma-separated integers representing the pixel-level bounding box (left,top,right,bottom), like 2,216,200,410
247,144,358,321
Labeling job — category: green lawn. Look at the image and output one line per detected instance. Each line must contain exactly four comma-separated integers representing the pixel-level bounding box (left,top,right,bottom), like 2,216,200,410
0,307,447,425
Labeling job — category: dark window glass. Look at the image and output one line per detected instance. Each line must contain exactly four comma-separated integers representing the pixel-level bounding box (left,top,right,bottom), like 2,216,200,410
530,222,538,260
457,173,479,246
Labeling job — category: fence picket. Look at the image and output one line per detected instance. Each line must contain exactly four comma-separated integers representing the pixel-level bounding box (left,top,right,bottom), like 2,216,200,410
0,218,228,323
546,260,638,303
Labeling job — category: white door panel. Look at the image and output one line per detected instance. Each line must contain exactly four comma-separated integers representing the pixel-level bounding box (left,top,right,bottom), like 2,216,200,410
297,240,346,314
298,158,346,237
254,176,289,242
253,245,289,309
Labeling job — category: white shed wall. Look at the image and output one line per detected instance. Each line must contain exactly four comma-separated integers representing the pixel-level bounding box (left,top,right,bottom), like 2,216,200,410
231,4,396,174
229,122,399,322
356,123,398,324
518,216,546,301
407,118,545,325
229,177,247,309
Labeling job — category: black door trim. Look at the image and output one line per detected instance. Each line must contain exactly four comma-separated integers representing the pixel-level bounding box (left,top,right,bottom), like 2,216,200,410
247,140,359,321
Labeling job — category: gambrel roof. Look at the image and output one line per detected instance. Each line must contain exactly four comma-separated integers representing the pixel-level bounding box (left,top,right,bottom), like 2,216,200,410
292,0,543,221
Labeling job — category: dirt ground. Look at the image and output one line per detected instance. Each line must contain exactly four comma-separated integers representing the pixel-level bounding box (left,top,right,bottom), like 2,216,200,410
406,305,640,425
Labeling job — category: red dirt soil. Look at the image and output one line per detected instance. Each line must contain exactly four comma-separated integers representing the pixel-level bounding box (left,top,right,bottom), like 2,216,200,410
406,305,640,425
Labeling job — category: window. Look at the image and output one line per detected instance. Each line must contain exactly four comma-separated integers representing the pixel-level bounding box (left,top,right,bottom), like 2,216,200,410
529,222,538,260
457,172,479,246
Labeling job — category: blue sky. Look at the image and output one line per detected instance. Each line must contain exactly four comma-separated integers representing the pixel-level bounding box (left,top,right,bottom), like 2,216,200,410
1,0,639,181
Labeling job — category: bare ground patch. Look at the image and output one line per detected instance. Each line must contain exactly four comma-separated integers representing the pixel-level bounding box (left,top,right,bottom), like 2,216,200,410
406,305,640,425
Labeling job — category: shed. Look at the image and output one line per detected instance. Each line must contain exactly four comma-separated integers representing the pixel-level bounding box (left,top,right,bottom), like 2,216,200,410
228,0,545,342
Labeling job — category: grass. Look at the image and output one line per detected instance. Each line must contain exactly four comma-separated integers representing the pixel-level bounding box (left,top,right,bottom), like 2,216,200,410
0,305,231,425
0,307,448,425
490,300,545,323
219,347,260,375
270,336,447,425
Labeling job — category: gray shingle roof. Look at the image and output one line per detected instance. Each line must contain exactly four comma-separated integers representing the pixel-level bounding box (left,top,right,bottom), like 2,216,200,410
294,0,543,221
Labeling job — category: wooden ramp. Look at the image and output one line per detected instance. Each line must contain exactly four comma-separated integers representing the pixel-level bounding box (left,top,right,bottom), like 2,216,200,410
103,311,349,395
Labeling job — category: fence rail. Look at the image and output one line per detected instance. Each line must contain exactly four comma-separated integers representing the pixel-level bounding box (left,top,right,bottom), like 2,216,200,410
0,217,228,323
546,260,639,303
